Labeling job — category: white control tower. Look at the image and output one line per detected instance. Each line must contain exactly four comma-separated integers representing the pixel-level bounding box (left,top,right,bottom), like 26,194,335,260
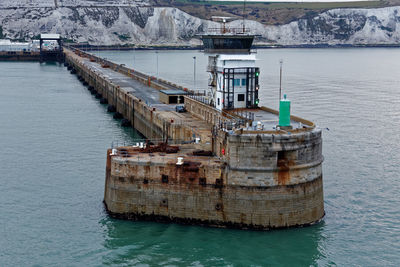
202,17,259,111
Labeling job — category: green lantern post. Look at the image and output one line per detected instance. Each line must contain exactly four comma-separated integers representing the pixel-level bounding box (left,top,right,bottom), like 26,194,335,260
279,94,291,127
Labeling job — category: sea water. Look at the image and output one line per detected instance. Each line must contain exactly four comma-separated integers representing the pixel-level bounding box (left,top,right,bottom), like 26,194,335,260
1,48,399,266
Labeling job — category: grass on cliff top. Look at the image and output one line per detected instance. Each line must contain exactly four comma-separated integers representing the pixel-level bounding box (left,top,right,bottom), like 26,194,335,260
152,0,399,25
173,0,385,9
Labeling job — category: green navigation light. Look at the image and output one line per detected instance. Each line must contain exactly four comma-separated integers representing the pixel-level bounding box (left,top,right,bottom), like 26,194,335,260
255,98,259,105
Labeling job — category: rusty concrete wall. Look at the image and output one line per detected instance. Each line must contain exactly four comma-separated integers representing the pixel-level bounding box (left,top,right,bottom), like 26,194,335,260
105,152,324,229
224,129,323,187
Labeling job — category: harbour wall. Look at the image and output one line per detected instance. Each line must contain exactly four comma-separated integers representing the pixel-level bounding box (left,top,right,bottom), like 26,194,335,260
103,107,324,229
64,49,198,142
64,47,324,229
64,48,245,144
105,129,324,229
65,46,190,92
0,51,40,61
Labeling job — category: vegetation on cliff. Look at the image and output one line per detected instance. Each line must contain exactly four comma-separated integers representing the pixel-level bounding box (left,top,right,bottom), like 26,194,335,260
151,0,400,25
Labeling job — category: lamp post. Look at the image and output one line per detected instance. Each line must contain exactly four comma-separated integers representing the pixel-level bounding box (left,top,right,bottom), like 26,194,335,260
279,59,283,101
193,56,196,90
133,50,135,68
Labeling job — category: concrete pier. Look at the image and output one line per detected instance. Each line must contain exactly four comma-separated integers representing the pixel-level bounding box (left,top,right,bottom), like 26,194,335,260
65,49,214,143
64,48,324,230
0,51,40,61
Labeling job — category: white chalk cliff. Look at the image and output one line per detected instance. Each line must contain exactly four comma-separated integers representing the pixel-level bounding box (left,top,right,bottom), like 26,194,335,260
1,0,400,46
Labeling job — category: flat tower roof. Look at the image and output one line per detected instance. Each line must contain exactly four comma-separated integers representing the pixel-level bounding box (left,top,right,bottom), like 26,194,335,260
218,54,257,61
160,89,189,95
40,34,61,40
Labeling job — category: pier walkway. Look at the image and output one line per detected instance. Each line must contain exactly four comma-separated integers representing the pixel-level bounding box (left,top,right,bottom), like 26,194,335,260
84,57,173,109
64,48,315,152
64,49,216,145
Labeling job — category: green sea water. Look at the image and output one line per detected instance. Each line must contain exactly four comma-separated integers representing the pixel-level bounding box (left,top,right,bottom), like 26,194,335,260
1,48,399,266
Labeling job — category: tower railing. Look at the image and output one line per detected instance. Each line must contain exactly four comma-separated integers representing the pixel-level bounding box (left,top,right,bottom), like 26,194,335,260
205,27,251,35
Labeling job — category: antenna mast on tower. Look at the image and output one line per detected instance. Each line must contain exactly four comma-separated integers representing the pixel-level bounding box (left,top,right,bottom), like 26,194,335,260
242,0,246,32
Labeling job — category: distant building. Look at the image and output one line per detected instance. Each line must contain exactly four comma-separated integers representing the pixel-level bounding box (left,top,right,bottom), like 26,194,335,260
0,39,40,52
40,34,61,51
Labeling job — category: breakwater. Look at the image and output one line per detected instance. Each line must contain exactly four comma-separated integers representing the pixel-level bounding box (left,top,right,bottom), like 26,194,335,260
64,47,324,230
65,48,204,142
64,47,237,143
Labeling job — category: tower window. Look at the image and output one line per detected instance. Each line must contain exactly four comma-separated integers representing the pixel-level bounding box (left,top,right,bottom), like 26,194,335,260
234,79,240,86
242,79,246,86
238,94,245,102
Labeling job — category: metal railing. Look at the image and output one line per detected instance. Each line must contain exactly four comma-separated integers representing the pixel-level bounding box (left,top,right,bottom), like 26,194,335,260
110,148,218,166
111,138,201,150
206,27,250,35
231,109,255,122
215,119,247,132
187,94,211,107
